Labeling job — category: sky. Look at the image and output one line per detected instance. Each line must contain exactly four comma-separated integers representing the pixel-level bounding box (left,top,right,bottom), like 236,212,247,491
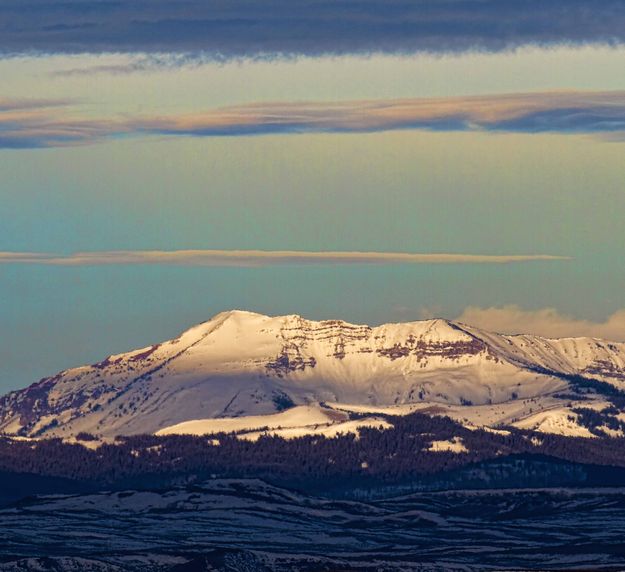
1,1,625,392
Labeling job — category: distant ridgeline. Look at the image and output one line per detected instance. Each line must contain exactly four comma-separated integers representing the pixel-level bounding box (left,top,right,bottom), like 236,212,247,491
3,411,625,500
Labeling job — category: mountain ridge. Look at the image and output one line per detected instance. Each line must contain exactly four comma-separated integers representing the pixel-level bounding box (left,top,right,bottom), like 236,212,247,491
1,310,625,439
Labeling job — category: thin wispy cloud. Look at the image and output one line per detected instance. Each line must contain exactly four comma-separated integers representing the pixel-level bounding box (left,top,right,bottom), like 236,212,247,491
51,54,205,77
0,98,120,149
1,1,624,58
4,91,625,149
0,250,570,267
0,252,49,262
0,98,73,112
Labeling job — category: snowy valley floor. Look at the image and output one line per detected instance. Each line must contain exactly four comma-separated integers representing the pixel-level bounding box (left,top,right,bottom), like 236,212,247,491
3,479,625,571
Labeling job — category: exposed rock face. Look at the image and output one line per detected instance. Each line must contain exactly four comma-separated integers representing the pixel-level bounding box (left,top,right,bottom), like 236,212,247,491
1,310,625,438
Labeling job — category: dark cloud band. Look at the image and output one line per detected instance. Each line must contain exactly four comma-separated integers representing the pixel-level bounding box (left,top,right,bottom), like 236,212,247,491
1,1,625,57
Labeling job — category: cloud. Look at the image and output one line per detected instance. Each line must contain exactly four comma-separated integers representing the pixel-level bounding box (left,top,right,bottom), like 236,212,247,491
0,250,570,267
1,1,625,58
51,54,198,77
0,98,72,112
5,91,625,149
456,305,625,342
0,98,123,148
0,252,49,262
132,92,625,137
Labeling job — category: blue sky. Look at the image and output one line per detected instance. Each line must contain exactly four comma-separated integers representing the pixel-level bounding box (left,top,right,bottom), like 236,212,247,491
1,2,625,391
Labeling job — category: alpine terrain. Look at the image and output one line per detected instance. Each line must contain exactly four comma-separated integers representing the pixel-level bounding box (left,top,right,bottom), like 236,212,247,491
1,310,625,440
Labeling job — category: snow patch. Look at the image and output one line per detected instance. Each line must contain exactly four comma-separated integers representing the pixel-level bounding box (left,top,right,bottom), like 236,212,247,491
156,405,347,436
513,408,595,438
427,437,468,453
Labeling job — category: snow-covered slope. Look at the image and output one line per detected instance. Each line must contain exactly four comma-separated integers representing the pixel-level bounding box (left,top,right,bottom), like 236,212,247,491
156,404,392,441
1,310,625,438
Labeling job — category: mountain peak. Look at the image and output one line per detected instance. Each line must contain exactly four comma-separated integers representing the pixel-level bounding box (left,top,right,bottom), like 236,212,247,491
205,309,269,326
2,309,625,439
206,310,463,334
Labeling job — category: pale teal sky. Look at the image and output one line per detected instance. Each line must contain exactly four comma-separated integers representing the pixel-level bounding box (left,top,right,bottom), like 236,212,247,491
3,47,625,106
1,47,625,391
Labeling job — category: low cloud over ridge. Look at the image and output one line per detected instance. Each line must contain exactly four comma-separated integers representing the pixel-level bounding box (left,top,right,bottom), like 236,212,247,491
456,305,625,342
1,1,625,58
0,250,570,267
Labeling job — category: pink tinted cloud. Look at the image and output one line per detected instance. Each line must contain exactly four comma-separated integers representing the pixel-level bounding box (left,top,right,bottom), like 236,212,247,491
0,250,570,266
3,91,625,148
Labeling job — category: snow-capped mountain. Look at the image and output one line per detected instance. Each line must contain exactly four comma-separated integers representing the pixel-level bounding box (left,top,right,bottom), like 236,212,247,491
1,310,625,438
